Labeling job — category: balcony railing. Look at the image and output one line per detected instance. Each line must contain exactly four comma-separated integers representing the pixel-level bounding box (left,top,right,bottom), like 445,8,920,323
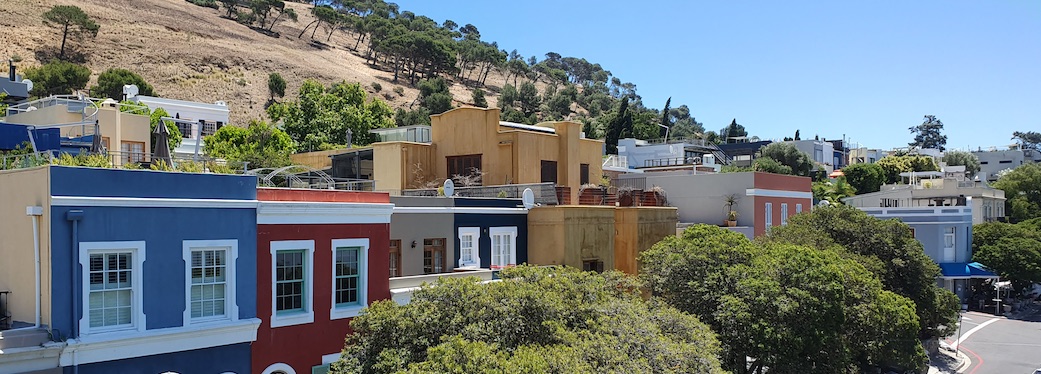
402,182,559,205
603,154,628,169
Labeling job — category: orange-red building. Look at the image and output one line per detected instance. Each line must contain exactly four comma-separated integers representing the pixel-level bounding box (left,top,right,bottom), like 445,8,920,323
253,188,393,374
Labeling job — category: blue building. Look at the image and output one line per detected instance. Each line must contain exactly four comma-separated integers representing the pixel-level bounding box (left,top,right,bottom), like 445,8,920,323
857,198,997,302
0,165,261,373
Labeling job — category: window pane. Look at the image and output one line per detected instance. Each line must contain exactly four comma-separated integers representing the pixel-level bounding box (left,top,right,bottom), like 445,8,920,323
88,252,135,329
335,247,362,306
275,250,305,313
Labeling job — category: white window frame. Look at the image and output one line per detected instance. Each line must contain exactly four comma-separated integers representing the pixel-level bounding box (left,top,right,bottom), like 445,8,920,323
764,203,773,227
489,226,518,269
79,241,147,336
182,239,239,326
796,203,803,213
943,227,956,262
330,238,369,320
781,203,789,225
457,227,481,268
270,240,315,328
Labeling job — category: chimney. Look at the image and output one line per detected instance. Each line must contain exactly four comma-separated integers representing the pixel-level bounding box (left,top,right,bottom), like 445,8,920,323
9,59,15,82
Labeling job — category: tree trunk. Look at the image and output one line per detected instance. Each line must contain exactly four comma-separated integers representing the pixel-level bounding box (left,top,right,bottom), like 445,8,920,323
326,25,335,42
392,55,401,82
59,23,69,59
298,20,318,38
353,33,365,51
310,20,321,39
267,11,282,31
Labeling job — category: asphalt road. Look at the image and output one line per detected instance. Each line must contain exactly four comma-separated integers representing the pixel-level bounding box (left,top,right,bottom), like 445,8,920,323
952,305,1041,374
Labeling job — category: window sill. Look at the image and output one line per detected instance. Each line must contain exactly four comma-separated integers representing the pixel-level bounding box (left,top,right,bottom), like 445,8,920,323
270,310,314,328
330,305,366,320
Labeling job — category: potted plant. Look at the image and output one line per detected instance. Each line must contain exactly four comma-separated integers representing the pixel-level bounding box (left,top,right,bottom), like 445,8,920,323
724,194,738,226
617,186,637,207
579,183,605,205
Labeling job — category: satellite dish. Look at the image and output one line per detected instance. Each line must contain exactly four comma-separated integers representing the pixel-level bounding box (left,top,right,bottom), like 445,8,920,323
22,79,33,92
521,188,535,209
122,84,139,99
818,200,831,207
442,179,455,197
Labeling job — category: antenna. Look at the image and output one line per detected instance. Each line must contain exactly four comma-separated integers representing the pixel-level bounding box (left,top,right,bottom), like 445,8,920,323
521,188,535,209
442,179,455,197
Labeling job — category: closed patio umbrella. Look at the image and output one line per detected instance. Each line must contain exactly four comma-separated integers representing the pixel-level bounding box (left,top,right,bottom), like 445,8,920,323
90,121,103,154
152,121,173,167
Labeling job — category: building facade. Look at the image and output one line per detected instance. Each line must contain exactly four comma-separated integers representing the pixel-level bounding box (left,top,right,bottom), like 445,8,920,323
0,165,260,373
371,107,603,203
129,95,230,159
254,188,392,374
843,176,1006,224
615,171,812,238
857,202,995,301
526,206,678,274
972,147,1040,182
389,196,528,277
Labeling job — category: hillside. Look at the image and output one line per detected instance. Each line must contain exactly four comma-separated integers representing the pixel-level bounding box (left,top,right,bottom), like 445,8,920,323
0,0,504,125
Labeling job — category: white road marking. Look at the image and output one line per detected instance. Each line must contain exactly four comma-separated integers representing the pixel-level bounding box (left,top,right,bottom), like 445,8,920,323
953,317,1000,349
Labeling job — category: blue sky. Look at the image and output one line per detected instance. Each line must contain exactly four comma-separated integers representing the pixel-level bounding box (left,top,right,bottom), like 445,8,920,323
395,1,1040,151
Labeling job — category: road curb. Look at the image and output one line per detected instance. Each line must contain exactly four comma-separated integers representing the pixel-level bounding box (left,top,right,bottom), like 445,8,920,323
954,350,971,373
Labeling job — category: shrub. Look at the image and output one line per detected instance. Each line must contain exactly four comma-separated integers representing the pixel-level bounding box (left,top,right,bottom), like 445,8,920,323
370,82,382,92
90,68,156,100
393,86,404,96
186,0,219,9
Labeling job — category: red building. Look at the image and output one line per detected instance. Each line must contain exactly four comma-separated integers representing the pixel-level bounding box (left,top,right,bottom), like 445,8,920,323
254,188,393,374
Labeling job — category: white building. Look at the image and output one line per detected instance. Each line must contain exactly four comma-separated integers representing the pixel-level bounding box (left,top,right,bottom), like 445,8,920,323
130,95,230,158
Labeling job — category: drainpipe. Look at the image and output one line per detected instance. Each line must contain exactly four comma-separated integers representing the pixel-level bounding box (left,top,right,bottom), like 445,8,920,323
26,206,44,328
66,210,83,373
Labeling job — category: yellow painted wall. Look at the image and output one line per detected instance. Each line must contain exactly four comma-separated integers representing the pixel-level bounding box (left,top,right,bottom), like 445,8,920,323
613,207,678,274
0,166,53,327
372,142,435,193
95,106,151,167
4,104,81,126
290,149,348,170
527,206,617,270
527,205,677,274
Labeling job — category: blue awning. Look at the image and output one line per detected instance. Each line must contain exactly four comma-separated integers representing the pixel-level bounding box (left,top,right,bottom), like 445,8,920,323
938,262,999,279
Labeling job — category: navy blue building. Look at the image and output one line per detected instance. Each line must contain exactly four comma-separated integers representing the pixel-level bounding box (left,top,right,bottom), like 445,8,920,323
0,165,261,373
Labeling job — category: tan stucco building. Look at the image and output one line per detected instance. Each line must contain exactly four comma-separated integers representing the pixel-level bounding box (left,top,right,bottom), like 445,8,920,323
5,98,151,167
371,107,604,203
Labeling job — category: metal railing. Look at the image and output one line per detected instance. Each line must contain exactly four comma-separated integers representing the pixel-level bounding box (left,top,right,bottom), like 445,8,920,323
6,95,101,126
643,157,692,168
0,151,52,170
402,182,559,205
603,154,628,169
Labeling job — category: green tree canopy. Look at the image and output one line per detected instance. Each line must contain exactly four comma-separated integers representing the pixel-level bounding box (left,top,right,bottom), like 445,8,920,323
1012,131,1041,151
941,150,981,177
90,68,155,100
42,5,100,60
203,119,294,168
909,115,947,151
755,142,814,177
267,72,286,101
992,163,1041,222
876,155,940,184
266,79,394,151
417,77,453,115
763,205,960,341
470,88,487,108
640,225,925,373
336,266,725,374
812,176,857,204
722,118,747,140
148,107,183,152
23,61,91,97
842,162,885,194
972,222,1041,292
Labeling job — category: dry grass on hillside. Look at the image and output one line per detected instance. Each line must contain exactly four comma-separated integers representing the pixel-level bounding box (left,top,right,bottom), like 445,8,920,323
0,0,516,125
